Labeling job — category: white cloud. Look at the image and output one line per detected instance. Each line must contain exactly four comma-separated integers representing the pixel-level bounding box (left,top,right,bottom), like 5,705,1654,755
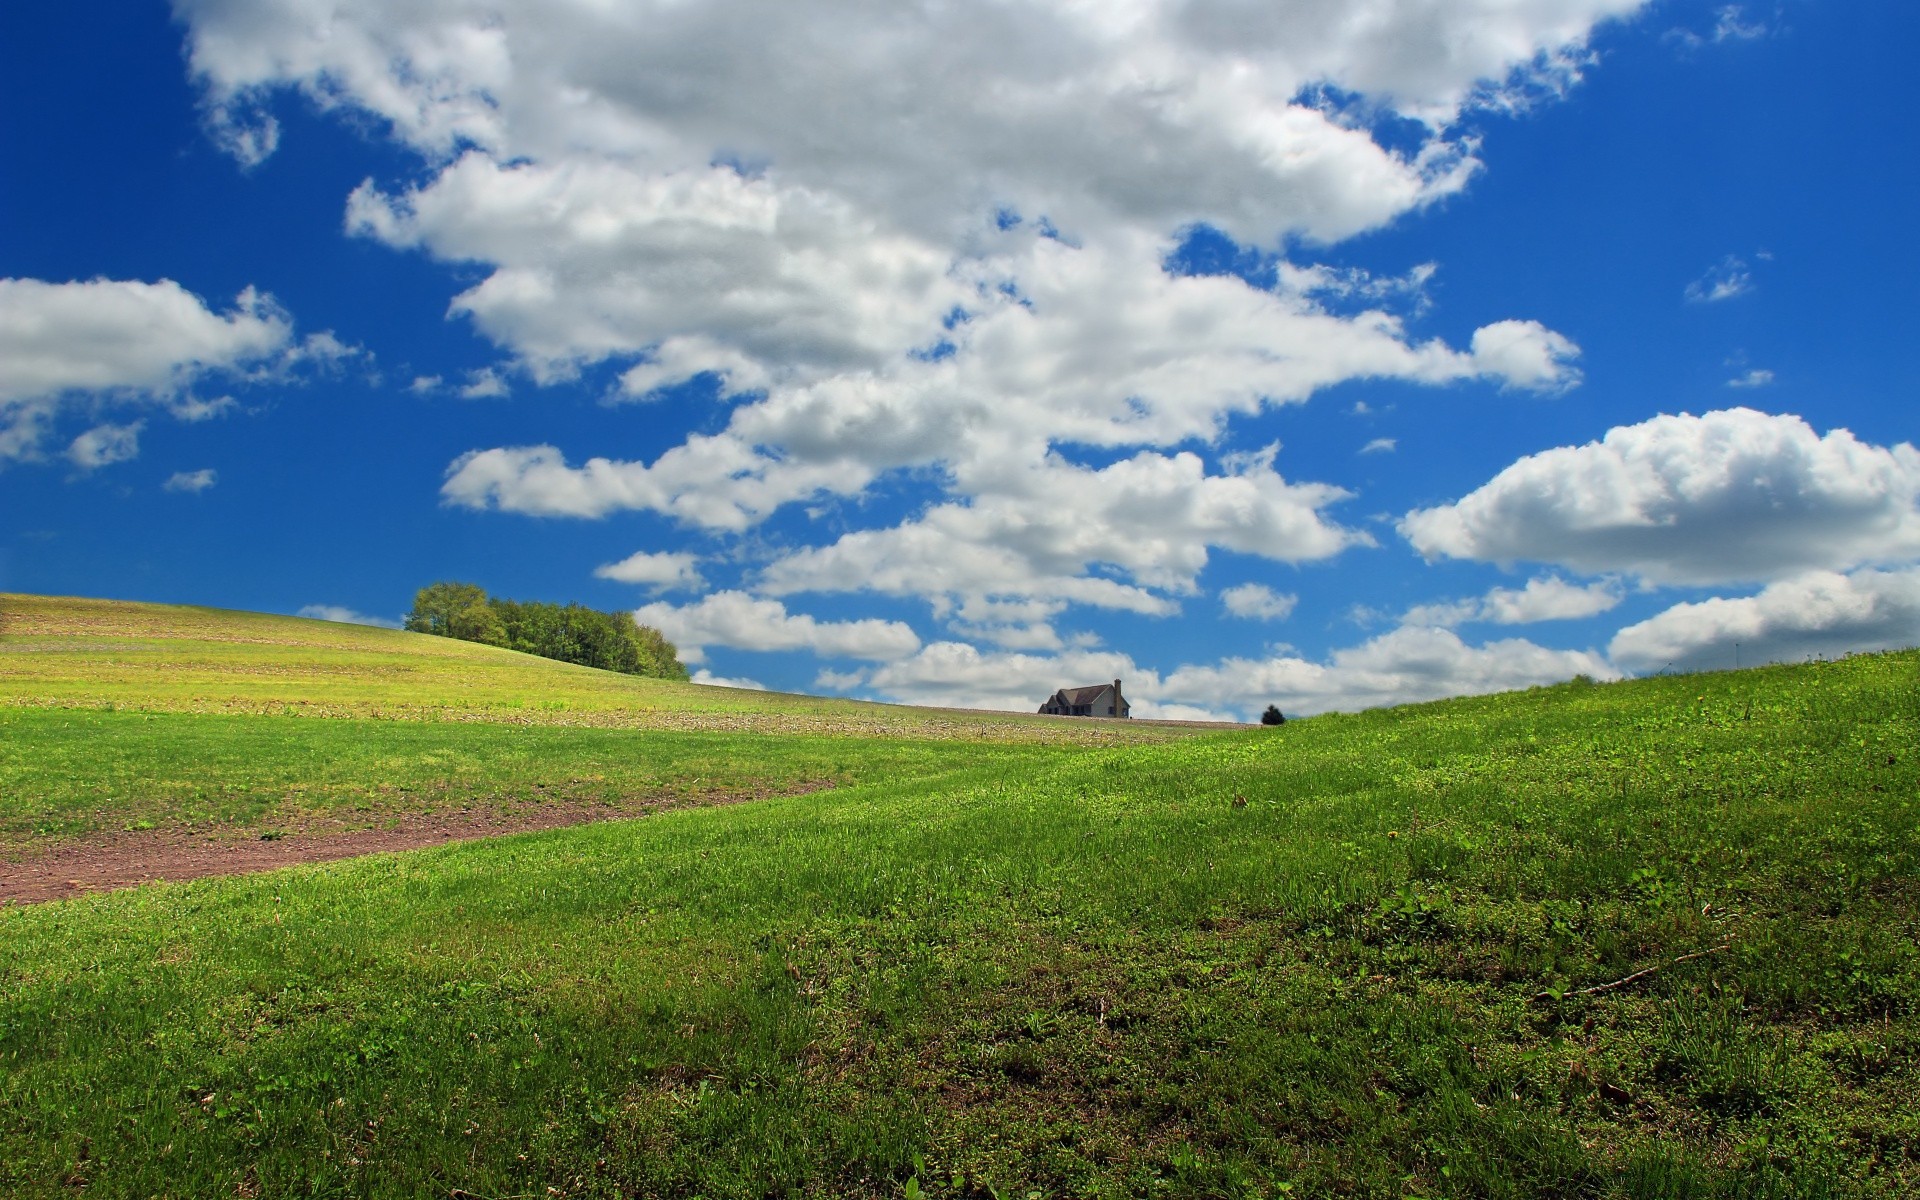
593,549,705,592
163,468,219,493
1401,408,1920,586
0,277,343,464
1222,583,1299,621
297,604,403,629
1467,320,1582,391
1727,368,1774,389
691,669,768,691
177,0,1629,618
1360,437,1398,455
182,0,1647,243
348,155,965,389
67,422,143,470
1609,567,1920,675
851,623,1613,719
759,449,1365,617
408,374,443,394
1403,575,1622,627
633,591,920,664
856,641,1146,713
1686,255,1756,302
1159,625,1616,718
459,368,509,399
1710,5,1768,42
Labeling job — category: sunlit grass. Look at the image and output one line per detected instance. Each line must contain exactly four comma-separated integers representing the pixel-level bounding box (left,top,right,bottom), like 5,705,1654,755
0,594,1207,742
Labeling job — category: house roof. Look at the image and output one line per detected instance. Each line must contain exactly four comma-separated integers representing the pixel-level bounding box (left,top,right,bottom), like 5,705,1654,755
1055,683,1117,705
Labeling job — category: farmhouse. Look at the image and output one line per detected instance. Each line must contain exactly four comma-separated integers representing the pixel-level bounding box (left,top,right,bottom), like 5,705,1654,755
1038,679,1130,718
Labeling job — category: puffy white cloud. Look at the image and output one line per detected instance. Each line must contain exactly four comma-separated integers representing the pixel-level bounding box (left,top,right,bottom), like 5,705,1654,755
1360,437,1398,455
691,669,768,691
593,549,705,592
0,278,290,404
0,277,344,463
846,623,1612,718
1608,568,1920,675
67,423,143,470
163,468,219,493
441,438,856,530
759,449,1364,616
177,0,1622,620
855,641,1148,713
459,368,510,399
1401,408,1920,586
633,591,920,664
1222,583,1299,621
348,156,965,388
1160,625,1616,717
182,0,1645,244
1467,320,1582,391
297,604,403,629
1403,575,1621,627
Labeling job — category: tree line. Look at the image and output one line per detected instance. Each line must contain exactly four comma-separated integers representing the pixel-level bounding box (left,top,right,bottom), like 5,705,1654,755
405,582,689,681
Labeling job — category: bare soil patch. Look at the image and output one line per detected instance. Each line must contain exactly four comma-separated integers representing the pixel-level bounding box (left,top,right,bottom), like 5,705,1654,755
1,785,826,906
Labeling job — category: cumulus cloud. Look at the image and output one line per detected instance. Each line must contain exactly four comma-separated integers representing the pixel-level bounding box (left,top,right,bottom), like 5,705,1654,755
297,604,402,629
855,641,1147,713
67,423,143,470
691,669,768,691
1160,625,1615,717
759,450,1364,617
1609,568,1920,675
593,549,704,592
348,156,965,388
1403,575,1622,627
1401,408,1920,586
0,277,343,464
163,468,219,493
181,0,1646,242
845,624,1612,719
177,0,1628,619
1222,583,1299,621
633,591,920,664
1467,320,1582,391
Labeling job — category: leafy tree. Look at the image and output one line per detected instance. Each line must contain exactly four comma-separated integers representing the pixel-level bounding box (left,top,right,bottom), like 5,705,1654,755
405,582,490,637
1260,704,1286,726
447,599,508,647
406,582,687,680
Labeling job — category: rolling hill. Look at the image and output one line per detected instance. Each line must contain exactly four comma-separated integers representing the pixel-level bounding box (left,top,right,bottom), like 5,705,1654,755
1,594,1915,1197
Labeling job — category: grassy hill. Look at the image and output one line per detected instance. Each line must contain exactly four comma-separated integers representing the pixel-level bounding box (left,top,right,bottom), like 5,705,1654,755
1,595,1916,1197
0,594,1208,847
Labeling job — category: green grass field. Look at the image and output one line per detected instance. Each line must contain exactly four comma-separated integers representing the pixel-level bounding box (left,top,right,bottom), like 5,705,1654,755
2,595,1917,1197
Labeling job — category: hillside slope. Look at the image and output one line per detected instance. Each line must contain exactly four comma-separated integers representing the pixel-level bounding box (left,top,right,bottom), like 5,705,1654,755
0,593,1216,740
2,643,1915,1197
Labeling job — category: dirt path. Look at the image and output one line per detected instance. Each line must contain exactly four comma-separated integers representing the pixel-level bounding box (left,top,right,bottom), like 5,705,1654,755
1,787,825,906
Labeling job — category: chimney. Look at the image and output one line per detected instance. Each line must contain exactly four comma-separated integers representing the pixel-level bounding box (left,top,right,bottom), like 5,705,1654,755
1112,678,1122,717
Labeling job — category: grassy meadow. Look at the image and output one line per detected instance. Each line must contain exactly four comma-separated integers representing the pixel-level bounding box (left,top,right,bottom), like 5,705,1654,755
2,595,1917,1197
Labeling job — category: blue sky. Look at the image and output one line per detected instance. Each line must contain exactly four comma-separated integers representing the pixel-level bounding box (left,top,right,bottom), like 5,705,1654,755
3,0,1916,718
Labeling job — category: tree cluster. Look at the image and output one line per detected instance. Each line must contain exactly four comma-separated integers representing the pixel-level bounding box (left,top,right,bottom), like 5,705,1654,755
404,582,689,681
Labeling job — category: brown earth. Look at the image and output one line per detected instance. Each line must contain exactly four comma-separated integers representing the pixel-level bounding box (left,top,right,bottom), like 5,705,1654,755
1,786,825,906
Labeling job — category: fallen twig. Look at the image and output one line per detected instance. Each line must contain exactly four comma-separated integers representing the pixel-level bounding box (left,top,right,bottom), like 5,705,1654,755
1533,942,1732,1002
